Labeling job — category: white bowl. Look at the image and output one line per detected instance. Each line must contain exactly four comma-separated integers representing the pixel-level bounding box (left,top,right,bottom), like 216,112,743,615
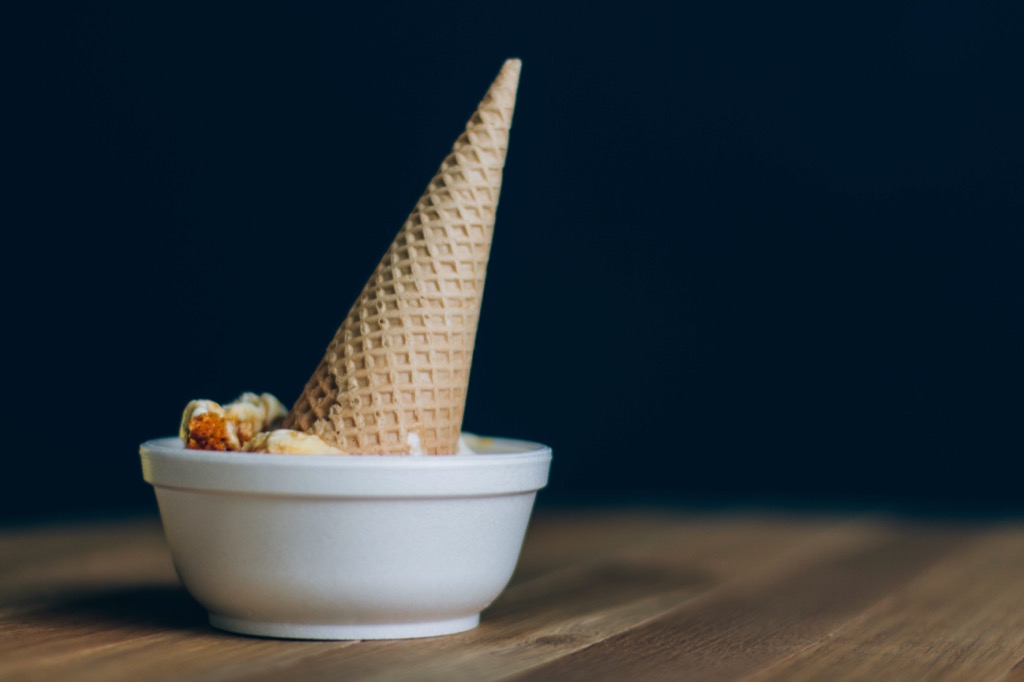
139,435,551,640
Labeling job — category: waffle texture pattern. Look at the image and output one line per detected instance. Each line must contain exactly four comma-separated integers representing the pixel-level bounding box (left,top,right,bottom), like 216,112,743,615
283,60,521,454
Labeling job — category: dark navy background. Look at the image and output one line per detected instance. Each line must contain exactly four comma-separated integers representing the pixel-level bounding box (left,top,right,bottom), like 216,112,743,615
5,2,1022,520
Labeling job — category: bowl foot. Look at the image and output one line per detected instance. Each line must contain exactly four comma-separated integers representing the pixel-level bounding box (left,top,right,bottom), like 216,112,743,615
208,613,481,640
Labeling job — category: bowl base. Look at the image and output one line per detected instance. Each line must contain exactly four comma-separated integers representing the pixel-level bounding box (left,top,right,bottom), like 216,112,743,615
208,613,481,640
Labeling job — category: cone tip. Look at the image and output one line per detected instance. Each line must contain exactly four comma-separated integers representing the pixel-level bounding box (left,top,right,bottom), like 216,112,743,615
486,59,521,104
500,58,522,81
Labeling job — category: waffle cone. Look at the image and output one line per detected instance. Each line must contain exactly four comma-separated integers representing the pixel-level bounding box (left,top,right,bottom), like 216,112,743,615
283,59,521,454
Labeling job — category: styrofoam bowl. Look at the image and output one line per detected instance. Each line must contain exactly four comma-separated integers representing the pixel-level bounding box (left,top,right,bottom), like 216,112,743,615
139,434,551,640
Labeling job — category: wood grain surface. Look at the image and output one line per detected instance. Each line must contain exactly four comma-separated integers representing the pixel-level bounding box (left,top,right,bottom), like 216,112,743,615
1,510,1022,681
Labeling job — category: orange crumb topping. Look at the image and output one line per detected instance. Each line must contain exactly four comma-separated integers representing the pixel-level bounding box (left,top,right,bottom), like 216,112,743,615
185,412,237,451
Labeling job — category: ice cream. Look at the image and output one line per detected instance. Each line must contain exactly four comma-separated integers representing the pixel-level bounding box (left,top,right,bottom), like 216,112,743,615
180,394,344,454
243,430,346,455
179,393,287,451
178,59,520,456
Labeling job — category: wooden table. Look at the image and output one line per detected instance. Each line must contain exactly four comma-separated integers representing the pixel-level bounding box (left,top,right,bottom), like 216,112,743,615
3,509,1024,681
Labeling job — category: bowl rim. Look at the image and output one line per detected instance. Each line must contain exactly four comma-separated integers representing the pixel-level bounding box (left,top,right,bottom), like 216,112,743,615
140,435,552,498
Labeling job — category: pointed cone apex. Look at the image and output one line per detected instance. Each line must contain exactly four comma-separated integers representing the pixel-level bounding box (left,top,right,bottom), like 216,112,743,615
283,60,521,454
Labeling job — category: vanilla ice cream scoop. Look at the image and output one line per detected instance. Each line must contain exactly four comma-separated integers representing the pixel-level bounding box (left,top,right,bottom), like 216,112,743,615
180,393,477,455
243,430,346,455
